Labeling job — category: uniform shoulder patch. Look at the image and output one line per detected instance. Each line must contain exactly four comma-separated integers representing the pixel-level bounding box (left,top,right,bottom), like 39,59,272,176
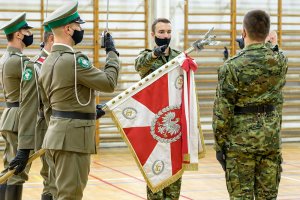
22,68,33,81
77,56,91,69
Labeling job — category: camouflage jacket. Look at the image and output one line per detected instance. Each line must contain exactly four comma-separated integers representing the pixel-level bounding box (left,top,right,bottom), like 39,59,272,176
213,43,288,153
135,47,181,78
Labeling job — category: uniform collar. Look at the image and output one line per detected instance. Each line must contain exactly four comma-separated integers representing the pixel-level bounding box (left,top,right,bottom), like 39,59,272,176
7,46,22,54
168,47,178,57
243,43,265,51
162,47,179,62
52,43,74,53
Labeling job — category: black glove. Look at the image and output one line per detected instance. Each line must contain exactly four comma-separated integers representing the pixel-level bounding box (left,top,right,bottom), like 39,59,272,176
39,42,45,50
105,32,119,56
223,47,229,61
236,37,245,49
96,104,106,119
9,149,30,175
153,44,168,57
216,151,226,171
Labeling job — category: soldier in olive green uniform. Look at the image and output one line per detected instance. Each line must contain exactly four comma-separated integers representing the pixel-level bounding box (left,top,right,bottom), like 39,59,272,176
135,18,182,200
39,1,120,200
213,10,288,199
12,25,54,200
0,13,34,200
34,27,54,200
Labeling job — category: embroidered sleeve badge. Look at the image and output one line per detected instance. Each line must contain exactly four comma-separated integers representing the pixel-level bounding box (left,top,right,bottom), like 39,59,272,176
77,56,91,69
22,68,33,81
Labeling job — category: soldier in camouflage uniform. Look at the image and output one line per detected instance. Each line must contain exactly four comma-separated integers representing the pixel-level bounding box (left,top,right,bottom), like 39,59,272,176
213,10,288,199
135,18,182,200
0,13,33,200
39,1,120,200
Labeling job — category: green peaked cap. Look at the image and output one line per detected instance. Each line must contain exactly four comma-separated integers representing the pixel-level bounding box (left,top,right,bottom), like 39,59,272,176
0,12,33,35
43,0,85,29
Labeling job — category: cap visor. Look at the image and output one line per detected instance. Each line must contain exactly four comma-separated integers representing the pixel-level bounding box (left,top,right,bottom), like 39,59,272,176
75,18,85,24
21,24,33,29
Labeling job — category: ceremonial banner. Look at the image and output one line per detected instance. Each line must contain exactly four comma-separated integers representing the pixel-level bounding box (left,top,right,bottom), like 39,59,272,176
106,53,205,192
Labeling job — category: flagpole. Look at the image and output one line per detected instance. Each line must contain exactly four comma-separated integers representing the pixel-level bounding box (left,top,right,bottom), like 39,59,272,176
103,27,219,110
0,27,219,183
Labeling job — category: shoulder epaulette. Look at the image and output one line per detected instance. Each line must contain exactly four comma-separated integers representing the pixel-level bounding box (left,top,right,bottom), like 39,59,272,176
227,51,245,62
9,52,24,57
143,49,152,52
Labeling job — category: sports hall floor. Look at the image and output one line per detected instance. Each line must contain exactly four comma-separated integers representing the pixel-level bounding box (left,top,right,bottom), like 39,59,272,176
1,143,300,200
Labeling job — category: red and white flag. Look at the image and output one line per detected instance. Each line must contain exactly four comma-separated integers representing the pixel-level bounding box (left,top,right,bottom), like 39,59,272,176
106,53,205,192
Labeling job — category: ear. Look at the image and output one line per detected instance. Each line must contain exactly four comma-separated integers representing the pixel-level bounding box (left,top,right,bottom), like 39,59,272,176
242,28,247,38
49,34,54,43
15,31,23,40
64,24,71,35
151,32,155,37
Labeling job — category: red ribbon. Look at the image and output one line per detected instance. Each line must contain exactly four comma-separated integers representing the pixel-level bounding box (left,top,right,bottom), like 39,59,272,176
181,54,197,72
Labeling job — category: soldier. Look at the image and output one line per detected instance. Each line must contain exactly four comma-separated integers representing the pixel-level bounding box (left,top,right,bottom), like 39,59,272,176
135,18,182,200
0,12,33,200
8,25,54,200
39,1,120,200
35,25,54,200
213,10,288,199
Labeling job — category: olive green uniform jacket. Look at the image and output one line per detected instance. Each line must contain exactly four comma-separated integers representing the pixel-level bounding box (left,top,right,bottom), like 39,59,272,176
18,49,49,149
0,46,29,132
39,44,120,154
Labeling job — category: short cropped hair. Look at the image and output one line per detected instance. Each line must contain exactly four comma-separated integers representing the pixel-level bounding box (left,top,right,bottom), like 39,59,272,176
43,31,53,44
6,33,14,42
243,10,270,41
151,18,171,33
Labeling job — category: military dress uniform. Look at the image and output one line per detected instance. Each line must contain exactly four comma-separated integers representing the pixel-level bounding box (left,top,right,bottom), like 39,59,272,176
20,45,53,200
135,47,182,200
213,43,288,199
0,12,33,199
39,1,120,200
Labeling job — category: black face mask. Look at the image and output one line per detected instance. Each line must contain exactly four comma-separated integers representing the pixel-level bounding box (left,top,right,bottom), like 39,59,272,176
155,36,171,47
236,37,245,49
22,34,33,47
72,29,84,45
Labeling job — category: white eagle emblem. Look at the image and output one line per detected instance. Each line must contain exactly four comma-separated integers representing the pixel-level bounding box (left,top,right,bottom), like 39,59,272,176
158,112,180,137
151,105,182,143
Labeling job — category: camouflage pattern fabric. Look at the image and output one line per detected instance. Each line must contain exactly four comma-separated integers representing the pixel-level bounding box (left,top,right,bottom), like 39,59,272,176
213,43,288,199
147,178,182,200
135,47,181,79
226,150,282,200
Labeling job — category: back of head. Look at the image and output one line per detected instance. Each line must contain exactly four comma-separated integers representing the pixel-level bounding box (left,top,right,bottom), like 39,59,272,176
243,10,270,41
